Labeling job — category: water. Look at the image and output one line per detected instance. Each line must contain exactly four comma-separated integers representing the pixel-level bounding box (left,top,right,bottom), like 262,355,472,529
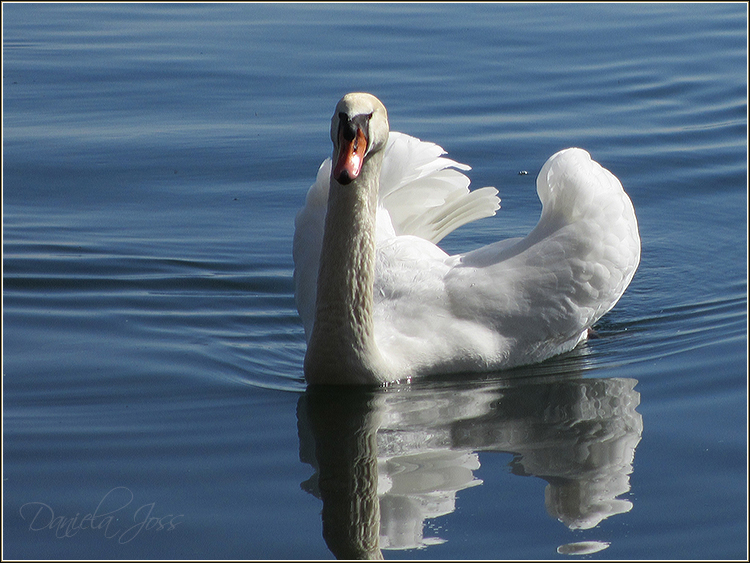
3,3,747,559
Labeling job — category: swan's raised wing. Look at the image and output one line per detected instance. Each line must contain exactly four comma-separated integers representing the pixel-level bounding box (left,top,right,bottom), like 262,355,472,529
444,148,641,366
293,159,330,339
372,149,640,374
378,132,500,244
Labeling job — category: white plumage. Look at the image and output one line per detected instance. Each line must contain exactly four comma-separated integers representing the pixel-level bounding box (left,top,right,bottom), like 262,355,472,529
294,94,640,384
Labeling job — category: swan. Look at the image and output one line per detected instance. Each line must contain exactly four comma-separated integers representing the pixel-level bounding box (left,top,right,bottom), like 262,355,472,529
294,93,640,385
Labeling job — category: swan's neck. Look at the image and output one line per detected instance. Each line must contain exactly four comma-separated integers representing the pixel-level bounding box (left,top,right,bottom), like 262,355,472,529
305,153,385,384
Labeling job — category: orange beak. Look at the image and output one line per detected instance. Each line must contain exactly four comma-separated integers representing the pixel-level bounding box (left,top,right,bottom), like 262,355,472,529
333,123,368,185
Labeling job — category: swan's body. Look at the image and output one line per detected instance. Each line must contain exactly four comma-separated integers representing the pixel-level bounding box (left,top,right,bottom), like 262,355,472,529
294,93,640,384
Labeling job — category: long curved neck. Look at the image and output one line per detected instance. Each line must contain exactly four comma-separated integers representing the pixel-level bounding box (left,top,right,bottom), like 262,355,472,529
305,152,385,384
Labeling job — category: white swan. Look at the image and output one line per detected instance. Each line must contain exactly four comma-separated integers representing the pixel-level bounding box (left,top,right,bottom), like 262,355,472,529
294,93,640,384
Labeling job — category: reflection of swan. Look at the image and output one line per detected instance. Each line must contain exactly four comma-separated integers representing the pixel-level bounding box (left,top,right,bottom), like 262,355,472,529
294,93,641,384
298,375,642,558
451,378,642,530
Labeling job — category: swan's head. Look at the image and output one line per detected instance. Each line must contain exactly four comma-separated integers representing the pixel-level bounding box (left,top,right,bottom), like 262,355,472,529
330,92,389,185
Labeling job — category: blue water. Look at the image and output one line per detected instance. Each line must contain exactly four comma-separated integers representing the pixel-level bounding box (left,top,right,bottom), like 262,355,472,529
3,3,747,560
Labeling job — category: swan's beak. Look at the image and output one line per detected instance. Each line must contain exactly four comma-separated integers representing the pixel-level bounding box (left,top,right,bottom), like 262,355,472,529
333,116,368,185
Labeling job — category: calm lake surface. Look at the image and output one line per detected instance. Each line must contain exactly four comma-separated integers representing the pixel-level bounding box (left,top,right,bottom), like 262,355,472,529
3,3,747,560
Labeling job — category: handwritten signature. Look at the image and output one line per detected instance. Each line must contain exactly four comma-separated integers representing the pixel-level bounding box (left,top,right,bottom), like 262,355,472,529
19,486,184,544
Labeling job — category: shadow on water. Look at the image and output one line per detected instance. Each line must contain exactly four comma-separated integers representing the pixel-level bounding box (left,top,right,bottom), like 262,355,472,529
297,369,642,559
